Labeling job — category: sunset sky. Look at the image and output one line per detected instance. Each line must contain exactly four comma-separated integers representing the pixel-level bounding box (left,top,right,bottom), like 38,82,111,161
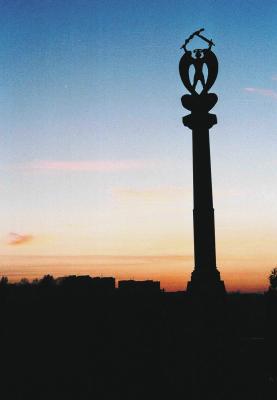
0,0,276,291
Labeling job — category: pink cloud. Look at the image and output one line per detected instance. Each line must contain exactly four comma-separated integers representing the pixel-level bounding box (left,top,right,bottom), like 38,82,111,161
25,160,155,172
7,232,33,246
245,87,277,99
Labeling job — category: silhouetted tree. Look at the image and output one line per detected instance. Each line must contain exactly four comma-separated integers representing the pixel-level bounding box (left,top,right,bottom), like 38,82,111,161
18,278,29,286
0,276,8,287
269,268,277,291
39,274,55,288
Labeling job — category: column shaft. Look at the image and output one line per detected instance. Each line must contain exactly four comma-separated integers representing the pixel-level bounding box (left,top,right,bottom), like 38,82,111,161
192,128,217,271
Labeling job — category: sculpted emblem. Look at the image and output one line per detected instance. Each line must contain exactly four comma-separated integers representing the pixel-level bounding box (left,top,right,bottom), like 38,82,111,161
179,29,218,95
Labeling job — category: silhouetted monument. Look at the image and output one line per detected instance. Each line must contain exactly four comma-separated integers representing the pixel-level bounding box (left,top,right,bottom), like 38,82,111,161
179,29,226,297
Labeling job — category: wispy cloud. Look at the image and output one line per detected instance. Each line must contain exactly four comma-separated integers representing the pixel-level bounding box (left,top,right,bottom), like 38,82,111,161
245,87,277,99
23,160,155,172
112,186,242,204
7,232,33,246
112,186,189,202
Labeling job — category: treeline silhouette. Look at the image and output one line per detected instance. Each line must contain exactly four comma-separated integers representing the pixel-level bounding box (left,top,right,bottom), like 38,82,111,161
0,273,277,399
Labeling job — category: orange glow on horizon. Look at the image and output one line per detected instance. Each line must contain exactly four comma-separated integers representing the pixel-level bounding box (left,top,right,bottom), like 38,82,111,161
0,254,270,293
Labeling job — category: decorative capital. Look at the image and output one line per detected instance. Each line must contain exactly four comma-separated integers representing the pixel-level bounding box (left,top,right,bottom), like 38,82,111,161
181,93,218,112
183,113,217,130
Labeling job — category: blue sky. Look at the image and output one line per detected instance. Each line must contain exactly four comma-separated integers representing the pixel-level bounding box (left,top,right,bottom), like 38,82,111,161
0,0,276,290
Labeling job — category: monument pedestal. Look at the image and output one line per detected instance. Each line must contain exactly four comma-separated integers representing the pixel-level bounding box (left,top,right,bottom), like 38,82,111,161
187,268,225,297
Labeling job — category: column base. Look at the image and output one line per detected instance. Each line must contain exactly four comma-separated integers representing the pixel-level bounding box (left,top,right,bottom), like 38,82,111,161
187,268,226,297
186,269,227,333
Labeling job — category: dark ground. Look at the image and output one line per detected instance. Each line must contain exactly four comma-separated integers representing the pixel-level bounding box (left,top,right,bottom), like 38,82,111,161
0,277,276,400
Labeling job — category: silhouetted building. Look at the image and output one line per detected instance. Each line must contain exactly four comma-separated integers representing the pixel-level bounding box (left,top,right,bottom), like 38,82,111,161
56,275,115,293
90,277,115,292
118,279,160,293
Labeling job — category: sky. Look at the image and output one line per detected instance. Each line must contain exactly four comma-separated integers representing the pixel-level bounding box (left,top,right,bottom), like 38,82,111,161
0,0,276,291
